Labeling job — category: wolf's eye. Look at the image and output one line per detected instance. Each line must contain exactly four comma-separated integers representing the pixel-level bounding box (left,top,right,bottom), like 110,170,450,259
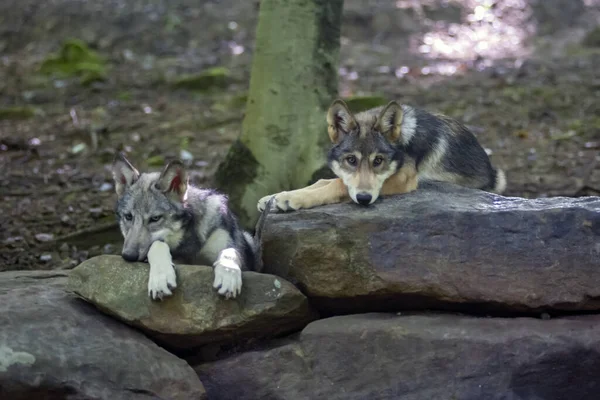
149,215,162,223
124,213,133,221
373,156,384,167
346,155,357,166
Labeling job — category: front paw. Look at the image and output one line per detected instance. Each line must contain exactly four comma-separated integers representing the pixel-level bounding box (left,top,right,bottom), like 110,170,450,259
257,192,301,212
257,194,275,212
148,261,177,300
213,262,242,299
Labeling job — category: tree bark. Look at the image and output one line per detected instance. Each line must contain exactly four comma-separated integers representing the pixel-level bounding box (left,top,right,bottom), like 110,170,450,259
215,0,343,228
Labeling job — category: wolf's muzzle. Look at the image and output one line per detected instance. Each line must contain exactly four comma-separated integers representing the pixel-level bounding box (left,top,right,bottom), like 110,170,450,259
121,251,139,262
356,193,372,206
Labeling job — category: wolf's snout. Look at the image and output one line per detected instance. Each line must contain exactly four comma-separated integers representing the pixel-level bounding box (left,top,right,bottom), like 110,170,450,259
121,251,139,262
356,193,372,206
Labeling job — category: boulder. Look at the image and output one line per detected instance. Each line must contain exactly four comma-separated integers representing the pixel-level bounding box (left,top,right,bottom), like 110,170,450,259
0,270,206,400
69,255,315,351
196,312,600,400
261,182,600,314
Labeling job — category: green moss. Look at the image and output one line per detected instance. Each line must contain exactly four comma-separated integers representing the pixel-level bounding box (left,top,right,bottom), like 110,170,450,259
0,107,36,120
117,91,132,101
214,139,260,225
583,27,600,47
344,95,388,112
39,39,107,85
171,67,232,92
147,155,166,167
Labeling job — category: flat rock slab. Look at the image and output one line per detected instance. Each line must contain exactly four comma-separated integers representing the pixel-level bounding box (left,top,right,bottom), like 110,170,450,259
262,182,600,314
0,270,206,400
196,312,600,400
69,255,315,351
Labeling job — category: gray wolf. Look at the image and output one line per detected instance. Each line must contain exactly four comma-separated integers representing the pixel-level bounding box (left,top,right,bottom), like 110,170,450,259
112,153,267,300
258,99,506,211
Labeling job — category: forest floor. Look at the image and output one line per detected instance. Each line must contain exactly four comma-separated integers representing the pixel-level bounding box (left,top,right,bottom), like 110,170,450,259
1,0,599,271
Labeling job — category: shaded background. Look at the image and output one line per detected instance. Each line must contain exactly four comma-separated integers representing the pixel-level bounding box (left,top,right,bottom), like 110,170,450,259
1,0,599,270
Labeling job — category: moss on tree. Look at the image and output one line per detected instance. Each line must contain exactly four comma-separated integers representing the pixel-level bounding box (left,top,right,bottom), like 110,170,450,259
215,139,260,225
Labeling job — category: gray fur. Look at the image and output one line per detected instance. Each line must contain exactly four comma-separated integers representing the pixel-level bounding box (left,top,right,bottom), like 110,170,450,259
112,154,260,270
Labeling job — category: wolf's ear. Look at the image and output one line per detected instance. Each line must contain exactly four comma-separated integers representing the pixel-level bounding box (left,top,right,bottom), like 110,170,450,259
156,160,188,202
327,99,357,143
112,153,140,197
375,101,403,142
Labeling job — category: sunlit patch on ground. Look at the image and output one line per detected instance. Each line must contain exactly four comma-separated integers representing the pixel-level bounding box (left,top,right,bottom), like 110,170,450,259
411,0,534,62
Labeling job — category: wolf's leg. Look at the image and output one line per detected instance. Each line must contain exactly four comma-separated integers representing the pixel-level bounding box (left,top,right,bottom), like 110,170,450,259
380,165,419,196
212,248,243,299
199,228,243,299
147,241,177,300
257,178,349,212
257,179,331,211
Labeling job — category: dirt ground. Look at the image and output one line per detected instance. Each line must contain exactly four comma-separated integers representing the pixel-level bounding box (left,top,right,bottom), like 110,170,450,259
1,0,599,271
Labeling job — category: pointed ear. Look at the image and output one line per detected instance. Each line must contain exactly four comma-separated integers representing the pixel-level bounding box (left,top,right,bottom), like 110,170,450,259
112,153,140,197
156,160,188,202
375,101,403,142
326,99,357,143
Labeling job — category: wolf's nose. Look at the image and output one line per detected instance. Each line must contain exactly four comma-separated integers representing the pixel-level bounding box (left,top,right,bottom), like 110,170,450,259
356,193,372,206
121,252,139,262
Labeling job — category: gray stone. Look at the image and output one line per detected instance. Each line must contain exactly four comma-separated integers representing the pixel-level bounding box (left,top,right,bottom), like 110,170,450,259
69,255,315,351
196,313,600,400
262,182,600,314
0,270,206,400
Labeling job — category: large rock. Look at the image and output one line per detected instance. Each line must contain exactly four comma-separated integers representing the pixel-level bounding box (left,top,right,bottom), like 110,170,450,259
0,270,206,400
262,182,600,314
69,255,315,351
196,313,600,400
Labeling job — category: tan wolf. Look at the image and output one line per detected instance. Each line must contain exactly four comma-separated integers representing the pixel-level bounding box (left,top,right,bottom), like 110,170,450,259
258,99,506,211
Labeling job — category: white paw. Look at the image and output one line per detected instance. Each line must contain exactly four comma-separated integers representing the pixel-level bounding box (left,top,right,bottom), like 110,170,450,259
212,249,242,299
257,192,299,212
148,262,177,300
257,194,275,212
147,241,177,301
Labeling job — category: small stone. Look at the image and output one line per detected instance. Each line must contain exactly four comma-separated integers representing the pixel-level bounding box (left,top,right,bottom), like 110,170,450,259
35,233,54,242
99,182,113,192
3,236,23,244
102,243,115,254
71,143,87,154
59,243,70,253
273,279,281,289
180,149,193,163
541,313,551,320
61,215,71,225
40,254,52,262
89,207,103,217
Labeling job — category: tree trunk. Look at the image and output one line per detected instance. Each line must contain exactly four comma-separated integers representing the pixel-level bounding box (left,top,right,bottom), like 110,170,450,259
215,0,343,228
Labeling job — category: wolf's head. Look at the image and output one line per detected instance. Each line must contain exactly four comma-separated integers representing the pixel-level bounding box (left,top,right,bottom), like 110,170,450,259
326,99,404,205
112,154,188,262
